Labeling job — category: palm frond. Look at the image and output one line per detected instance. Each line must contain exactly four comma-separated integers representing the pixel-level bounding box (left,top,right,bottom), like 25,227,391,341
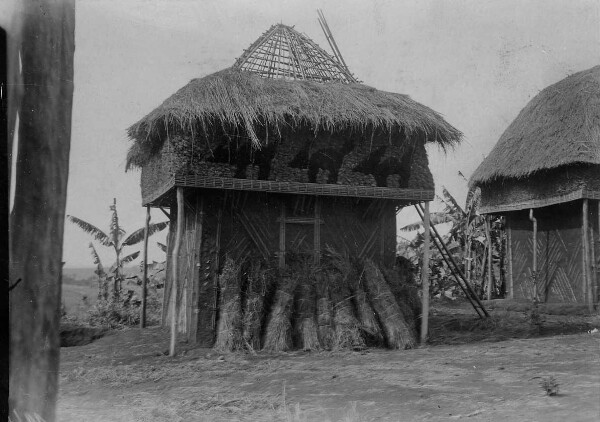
157,242,167,253
88,243,106,278
121,251,141,265
122,221,169,246
442,186,465,216
399,212,453,232
109,199,121,247
67,215,113,247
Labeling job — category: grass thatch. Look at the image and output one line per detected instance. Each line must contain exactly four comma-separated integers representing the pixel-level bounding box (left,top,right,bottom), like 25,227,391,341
315,272,334,350
126,67,461,170
263,274,299,352
471,65,600,185
353,268,384,346
363,259,416,349
242,261,268,352
329,270,365,351
214,257,244,352
294,275,320,351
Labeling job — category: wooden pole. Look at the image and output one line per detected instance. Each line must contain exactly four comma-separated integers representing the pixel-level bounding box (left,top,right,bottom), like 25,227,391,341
484,216,493,300
507,216,514,299
420,201,431,345
170,188,184,356
314,197,321,265
529,209,538,301
582,199,591,310
140,206,151,328
279,201,286,269
9,2,75,420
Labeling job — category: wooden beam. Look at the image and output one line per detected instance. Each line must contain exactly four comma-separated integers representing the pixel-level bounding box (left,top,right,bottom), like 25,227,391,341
420,201,431,345
188,196,203,344
9,2,75,421
582,199,591,310
279,202,286,268
507,216,514,300
529,209,538,301
140,206,151,328
159,206,171,219
484,216,493,300
170,187,184,356
314,197,321,265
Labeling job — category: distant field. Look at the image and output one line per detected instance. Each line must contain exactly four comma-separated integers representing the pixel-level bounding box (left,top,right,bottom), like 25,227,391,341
62,266,143,319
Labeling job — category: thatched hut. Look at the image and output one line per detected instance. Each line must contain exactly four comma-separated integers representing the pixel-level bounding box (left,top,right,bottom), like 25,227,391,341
471,65,600,309
127,24,461,349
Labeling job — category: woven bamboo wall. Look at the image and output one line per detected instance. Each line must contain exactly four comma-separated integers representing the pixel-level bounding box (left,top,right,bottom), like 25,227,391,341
507,201,599,304
162,189,398,344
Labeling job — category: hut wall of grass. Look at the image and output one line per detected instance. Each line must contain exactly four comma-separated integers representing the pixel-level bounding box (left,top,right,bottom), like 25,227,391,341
160,188,421,349
504,200,599,306
137,127,435,207
478,164,600,214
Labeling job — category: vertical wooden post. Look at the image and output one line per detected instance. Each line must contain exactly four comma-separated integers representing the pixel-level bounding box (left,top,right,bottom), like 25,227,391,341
529,209,538,301
188,196,203,344
314,197,321,265
507,216,514,299
420,201,431,345
140,206,151,328
582,199,591,310
9,2,75,420
279,201,286,269
484,216,493,300
170,188,184,356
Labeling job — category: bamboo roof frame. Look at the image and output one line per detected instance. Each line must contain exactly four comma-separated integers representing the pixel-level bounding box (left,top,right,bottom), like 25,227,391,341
233,23,357,83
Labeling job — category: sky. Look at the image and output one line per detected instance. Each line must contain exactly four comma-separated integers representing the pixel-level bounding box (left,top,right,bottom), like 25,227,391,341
5,0,600,268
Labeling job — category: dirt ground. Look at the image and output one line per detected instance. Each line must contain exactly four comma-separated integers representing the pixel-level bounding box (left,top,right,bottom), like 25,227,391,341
58,301,600,422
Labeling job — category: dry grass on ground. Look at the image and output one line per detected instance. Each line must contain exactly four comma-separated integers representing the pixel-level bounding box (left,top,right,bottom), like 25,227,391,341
58,300,600,422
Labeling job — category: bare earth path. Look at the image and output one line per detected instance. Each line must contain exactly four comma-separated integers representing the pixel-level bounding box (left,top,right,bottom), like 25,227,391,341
58,323,600,422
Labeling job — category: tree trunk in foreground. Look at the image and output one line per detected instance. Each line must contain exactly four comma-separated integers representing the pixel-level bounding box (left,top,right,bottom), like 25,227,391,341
9,1,75,421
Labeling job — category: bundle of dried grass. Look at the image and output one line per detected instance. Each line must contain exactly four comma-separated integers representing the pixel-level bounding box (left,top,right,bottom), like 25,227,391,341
263,274,299,352
294,277,320,351
214,257,244,352
315,272,334,350
242,262,268,352
363,259,416,349
380,266,421,335
353,267,384,346
329,270,365,351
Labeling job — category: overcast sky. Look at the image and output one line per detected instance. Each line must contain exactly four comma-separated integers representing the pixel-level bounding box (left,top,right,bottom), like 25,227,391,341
6,0,600,267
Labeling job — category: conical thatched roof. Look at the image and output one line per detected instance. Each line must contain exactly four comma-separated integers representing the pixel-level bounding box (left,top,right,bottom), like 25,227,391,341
471,65,600,185
126,23,461,170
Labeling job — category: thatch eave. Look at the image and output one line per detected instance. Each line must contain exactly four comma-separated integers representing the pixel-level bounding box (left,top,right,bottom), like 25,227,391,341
125,68,461,170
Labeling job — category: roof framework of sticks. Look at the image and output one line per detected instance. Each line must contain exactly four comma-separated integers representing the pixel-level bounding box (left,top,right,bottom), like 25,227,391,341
471,65,600,186
233,23,357,83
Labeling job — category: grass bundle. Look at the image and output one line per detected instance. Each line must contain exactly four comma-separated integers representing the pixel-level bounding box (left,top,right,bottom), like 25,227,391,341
352,267,384,346
329,270,365,351
263,274,299,352
294,275,320,351
242,262,268,351
380,266,420,336
315,272,334,350
214,257,244,352
363,259,416,349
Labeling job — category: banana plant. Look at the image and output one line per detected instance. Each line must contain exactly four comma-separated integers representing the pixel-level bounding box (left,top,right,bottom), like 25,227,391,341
67,198,169,299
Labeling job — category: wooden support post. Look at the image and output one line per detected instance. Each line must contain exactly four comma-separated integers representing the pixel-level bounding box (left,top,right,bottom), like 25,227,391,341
279,202,286,269
484,216,493,300
507,216,514,299
170,188,184,356
140,206,151,328
9,2,75,421
188,196,203,344
314,197,321,265
529,209,538,301
582,199,591,310
420,201,431,345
